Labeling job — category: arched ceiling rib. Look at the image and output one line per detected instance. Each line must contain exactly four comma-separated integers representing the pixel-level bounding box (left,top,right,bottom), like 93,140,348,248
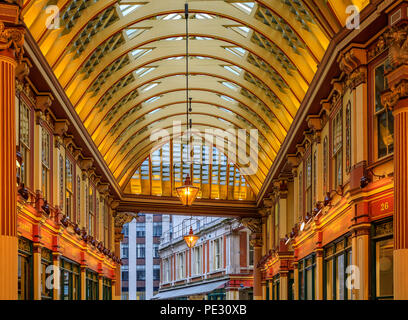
22,0,369,196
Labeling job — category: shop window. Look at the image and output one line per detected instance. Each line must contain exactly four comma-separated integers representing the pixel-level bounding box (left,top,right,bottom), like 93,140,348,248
65,158,73,220
41,129,51,201
18,237,33,300
60,258,80,300
372,219,393,300
41,248,53,300
332,108,343,188
19,102,31,187
298,254,315,300
324,235,352,300
86,270,98,300
103,278,112,300
272,275,280,300
374,62,393,159
288,271,294,300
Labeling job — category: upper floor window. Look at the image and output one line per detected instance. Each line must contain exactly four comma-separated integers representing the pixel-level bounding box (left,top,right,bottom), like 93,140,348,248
153,265,160,281
323,136,328,195
19,102,31,186
136,243,145,259
88,186,95,236
332,108,343,188
249,240,254,267
305,154,312,215
153,222,162,237
164,258,171,282
274,203,279,248
153,244,160,258
193,246,202,275
65,158,73,219
177,252,185,279
41,129,50,201
59,155,64,209
136,223,145,238
374,62,393,159
103,199,109,243
298,171,303,222
345,102,352,173
213,238,222,270
76,176,81,224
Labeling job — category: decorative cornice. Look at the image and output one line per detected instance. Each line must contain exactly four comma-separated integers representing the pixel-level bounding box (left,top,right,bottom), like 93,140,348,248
0,21,24,62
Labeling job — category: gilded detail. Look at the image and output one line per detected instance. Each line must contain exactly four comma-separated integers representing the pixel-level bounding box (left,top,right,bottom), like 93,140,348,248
0,21,24,62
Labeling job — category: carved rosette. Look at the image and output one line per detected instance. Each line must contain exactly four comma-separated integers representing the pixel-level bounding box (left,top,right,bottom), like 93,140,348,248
0,21,24,62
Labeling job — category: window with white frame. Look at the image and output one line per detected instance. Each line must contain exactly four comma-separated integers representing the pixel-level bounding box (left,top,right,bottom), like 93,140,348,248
332,108,343,188
41,129,50,200
19,102,30,187
193,246,202,275
177,252,185,279
213,238,222,270
65,158,73,219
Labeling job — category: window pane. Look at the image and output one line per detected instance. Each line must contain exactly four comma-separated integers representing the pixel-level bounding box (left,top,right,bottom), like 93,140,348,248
336,254,345,300
376,238,393,299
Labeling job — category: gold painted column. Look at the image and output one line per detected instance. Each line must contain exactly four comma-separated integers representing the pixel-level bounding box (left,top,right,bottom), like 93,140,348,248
0,5,24,299
113,230,123,300
251,234,263,300
315,249,324,300
350,225,370,300
80,265,87,300
382,62,408,299
98,274,103,300
33,243,42,300
279,272,288,300
52,252,61,300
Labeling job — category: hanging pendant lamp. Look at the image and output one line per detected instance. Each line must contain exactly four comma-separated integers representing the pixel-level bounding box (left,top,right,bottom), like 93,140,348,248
176,3,199,207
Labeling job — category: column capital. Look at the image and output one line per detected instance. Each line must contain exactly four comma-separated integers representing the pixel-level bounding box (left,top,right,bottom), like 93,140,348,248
239,217,262,234
381,65,408,111
113,211,137,229
338,47,367,90
0,21,24,62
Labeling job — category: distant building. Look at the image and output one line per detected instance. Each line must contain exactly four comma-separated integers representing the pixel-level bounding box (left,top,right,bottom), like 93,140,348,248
121,213,170,300
154,216,253,300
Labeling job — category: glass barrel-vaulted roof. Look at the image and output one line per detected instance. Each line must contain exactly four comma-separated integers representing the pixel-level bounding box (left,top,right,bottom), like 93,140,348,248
22,0,369,196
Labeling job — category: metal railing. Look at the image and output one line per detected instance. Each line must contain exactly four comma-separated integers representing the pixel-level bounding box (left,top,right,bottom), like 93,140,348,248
159,216,226,248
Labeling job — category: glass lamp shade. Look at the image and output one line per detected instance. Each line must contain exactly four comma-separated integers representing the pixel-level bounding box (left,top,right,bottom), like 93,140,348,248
184,226,199,248
176,174,199,206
